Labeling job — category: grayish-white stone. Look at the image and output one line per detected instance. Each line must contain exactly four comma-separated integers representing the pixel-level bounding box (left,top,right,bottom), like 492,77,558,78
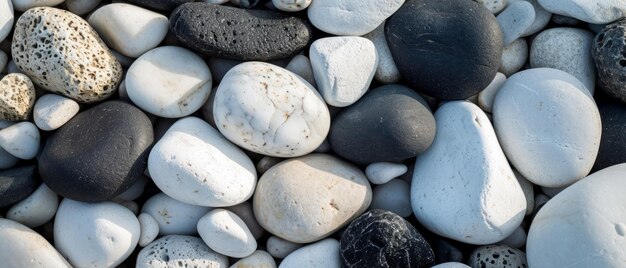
267,236,303,259
0,0,12,43
33,94,80,131
272,0,310,12
197,209,257,258
499,38,528,76
0,218,71,268
370,179,412,217
307,0,405,36
66,0,101,15
11,0,64,12
362,22,401,84
6,184,58,228
279,238,341,268
141,193,211,236
0,122,39,160
137,235,229,268
286,54,316,87
365,162,408,185
138,213,159,247
230,250,276,268
497,1,536,46
478,72,507,113
537,0,626,24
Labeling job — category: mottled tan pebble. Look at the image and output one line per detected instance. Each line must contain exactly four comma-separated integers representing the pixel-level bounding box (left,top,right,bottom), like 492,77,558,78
0,73,35,121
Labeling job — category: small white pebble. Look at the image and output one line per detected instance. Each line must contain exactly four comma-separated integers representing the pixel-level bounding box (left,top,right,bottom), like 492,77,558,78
0,121,39,159
6,183,58,228
267,236,303,259
33,94,80,131
365,162,408,184
138,213,159,247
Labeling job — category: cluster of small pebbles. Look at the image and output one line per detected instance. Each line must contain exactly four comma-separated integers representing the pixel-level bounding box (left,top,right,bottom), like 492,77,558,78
0,0,625,267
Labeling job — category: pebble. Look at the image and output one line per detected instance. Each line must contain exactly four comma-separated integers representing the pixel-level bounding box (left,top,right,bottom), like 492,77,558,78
593,20,626,103
125,0,193,10
0,166,37,208
138,213,159,247
267,236,303,259
207,58,242,83
514,170,535,216
478,72,507,113
431,263,470,268
493,68,601,187
0,50,7,72
412,101,526,244
126,46,212,118
530,27,596,93
40,101,153,202
197,209,257,258
310,36,378,107
170,3,312,60
114,176,148,201
230,250,276,268
0,0,12,43
527,163,626,267
511,0,552,36
540,185,566,198
286,55,316,87
137,235,229,268
432,238,464,264
499,38,528,76
11,7,123,103
0,147,18,169
476,0,506,13
370,179,412,217
340,209,435,267
88,3,169,58
497,1,535,46
256,156,283,175
6,183,58,228
468,244,528,268
226,202,265,240
279,238,341,268
11,0,65,12
0,218,71,267
329,85,436,164
0,73,35,121
593,98,626,171
500,225,527,249
272,0,310,12
254,154,372,243
33,94,80,131
54,199,140,268
551,14,581,25
537,0,626,24
65,0,101,15
118,200,140,215
148,117,257,207
362,21,401,84
365,162,408,185
0,122,39,160
213,62,330,157
110,49,135,68
141,193,211,236
307,0,404,36
386,0,502,99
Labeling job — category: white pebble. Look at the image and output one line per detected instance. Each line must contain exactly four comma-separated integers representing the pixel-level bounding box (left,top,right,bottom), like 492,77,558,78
500,225,527,248
229,250,277,268
499,38,528,76
141,193,211,236
0,121,39,160
267,236,303,259
0,50,7,73
514,170,535,216
11,0,64,12
0,0,12,43
0,218,71,267
279,238,341,268
365,162,408,185
286,54,316,87
226,202,265,239
33,94,80,131
6,183,58,228
272,0,310,12
138,213,159,247
370,179,412,217
476,0,506,13
197,209,257,258
497,1,535,46
307,0,404,36
362,21,401,84
478,72,507,113
137,235,229,268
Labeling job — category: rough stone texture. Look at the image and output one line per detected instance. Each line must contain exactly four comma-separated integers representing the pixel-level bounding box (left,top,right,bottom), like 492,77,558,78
0,74,35,121
125,0,192,10
340,210,435,268
137,235,229,268
593,98,626,171
12,7,122,103
170,3,313,60
468,244,528,268
593,19,626,103
0,166,37,208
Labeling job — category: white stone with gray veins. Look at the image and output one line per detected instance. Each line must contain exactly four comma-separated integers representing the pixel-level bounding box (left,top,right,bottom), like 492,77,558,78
411,101,526,245
6,184,58,228
12,0,65,12
530,27,596,93
362,22,401,84
137,235,229,268
0,218,71,268
230,250,276,268
286,55,316,87
0,122,39,160
0,73,36,121
476,0,506,14
214,62,330,158
538,0,626,24
148,117,257,207
0,0,12,43
310,37,378,107
12,7,122,103
499,38,528,76
33,94,80,131
478,72,507,113
141,193,211,236
510,0,552,36
497,1,535,46
272,0,311,12
138,213,159,247
66,0,101,15
365,162,408,185
307,0,405,36
493,68,601,188
197,209,257,258
279,238,341,268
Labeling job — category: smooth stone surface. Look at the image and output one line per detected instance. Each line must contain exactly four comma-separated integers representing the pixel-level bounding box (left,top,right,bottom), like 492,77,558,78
226,202,265,240
537,0,626,24
330,85,436,165
370,179,412,218
54,199,140,268
12,7,123,103
40,101,153,202
138,213,159,247
137,235,229,268
0,50,7,72
115,176,148,201
12,0,64,12
230,250,276,268
412,102,526,244
88,3,169,58
593,98,626,171
432,238,464,264
286,55,316,87
148,117,256,207
0,122,39,160
551,14,581,25
476,0,506,13
593,20,626,103
310,36,378,107
126,46,212,118
0,218,71,267
527,163,626,267
171,3,312,60
0,147,18,171
499,38,528,76
514,170,535,216
272,0,310,11
386,0,503,99
0,166,37,208
267,236,302,259
340,210,435,267
500,225,527,249
363,21,401,84
468,244,528,268
493,68,601,187
0,73,35,121
65,0,101,15
531,27,596,93
510,0,552,36
307,0,404,36
141,193,211,236
33,94,79,131
431,263,470,268
0,0,12,43
6,184,58,228
365,162,408,185
279,239,341,268
497,1,535,46
478,72,507,113
214,62,330,158
198,209,257,258
254,154,372,243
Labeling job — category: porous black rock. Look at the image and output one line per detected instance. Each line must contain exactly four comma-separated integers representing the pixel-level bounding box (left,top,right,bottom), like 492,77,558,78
39,101,154,202
124,0,193,11
593,19,626,103
329,84,436,165
592,97,626,171
0,166,37,207
170,3,313,60
340,209,435,268
386,0,503,100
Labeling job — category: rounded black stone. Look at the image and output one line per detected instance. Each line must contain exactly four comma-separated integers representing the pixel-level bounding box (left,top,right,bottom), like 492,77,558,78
39,101,154,202
386,0,503,100
592,97,626,172
329,84,436,165
340,209,435,268
0,166,37,207
124,0,193,11
593,19,626,104
170,3,313,60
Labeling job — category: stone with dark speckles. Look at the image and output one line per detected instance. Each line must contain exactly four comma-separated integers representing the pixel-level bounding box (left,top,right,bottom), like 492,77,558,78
468,244,528,268
593,19,626,103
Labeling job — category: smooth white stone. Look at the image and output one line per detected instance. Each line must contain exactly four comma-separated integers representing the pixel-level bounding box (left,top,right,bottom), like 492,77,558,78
279,238,341,268
272,0,310,12
127,46,212,118
307,0,404,36
226,202,265,240
499,38,528,76
497,1,536,46
431,263,471,268
478,72,507,113
33,94,80,131
365,162,408,185
6,184,58,228
0,218,71,267
537,0,626,24
412,101,526,244
230,250,276,268
141,193,211,236
362,22,401,84
138,213,159,247
66,0,101,15
476,0,506,13
197,209,257,258
514,170,535,216
11,0,64,12
500,225,527,248
370,179,412,217
310,36,378,107
0,121,39,160
0,0,12,43
510,0,552,36
266,236,303,259
286,54,316,87
114,176,148,201
137,235,229,268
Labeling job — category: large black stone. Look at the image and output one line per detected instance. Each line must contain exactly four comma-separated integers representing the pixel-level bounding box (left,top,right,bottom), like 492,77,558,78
124,0,193,11
386,0,503,100
170,3,313,60
592,97,626,171
329,84,436,165
39,101,153,202
0,166,37,207
593,19,626,103
340,209,435,268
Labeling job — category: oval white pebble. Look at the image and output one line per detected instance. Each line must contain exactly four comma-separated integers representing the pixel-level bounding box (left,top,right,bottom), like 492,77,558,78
478,72,507,113
499,38,528,76
0,218,71,267
12,0,64,12
370,179,412,217
365,162,408,185
0,121,39,160
197,209,257,258
267,236,303,259
33,94,80,131
141,193,211,236
137,235,229,268
230,250,276,268
497,1,536,46
138,213,159,247
362,21,401,84
6,183,58,228
431,263,471,268
307,0,404,36
279,238,341,268
226,202,265,239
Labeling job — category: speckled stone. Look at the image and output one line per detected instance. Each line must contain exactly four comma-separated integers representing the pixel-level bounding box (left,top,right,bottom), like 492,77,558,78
11,7,122,103
0,166,37,208
137,235,229,268
125,0,193,10
593,19,626,103
340,210,435,268
0,74,35,121
170,3,313,60
468,244,527,268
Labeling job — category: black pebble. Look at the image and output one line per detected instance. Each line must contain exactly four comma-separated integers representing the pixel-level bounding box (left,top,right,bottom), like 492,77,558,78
0,166,37,207
340,209,435,268
39,101,154,202
592,97,626,171
124,0,193,11
386,0,503,100
592,19,626,104
170,3,313,60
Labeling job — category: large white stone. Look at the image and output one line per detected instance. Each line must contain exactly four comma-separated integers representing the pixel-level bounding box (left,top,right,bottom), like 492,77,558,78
510,0,552,36
411,101,526,244
0,218,71,268
493,68,601,187
148,117,257,207
197,209,257,258
362,22,401,84
527,163,626,267
537,0,626,24
0,122,39,160
33,94,80,131
141,193,210,236
6,184,58,228
307,0,404,36
0,0,13,43
137,235,229,268
279,238,341,268
11,0,64,12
